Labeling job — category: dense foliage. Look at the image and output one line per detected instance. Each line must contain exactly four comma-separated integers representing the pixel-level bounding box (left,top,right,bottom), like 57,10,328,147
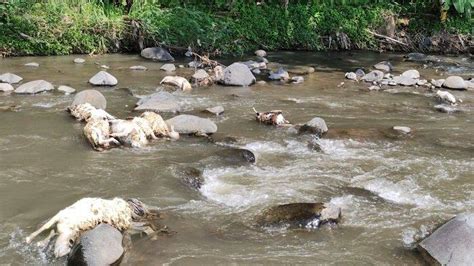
0,0,472,56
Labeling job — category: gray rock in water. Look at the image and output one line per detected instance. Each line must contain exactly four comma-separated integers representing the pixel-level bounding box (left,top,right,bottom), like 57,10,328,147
269,67,290,81
135,91,180,113
298,117,328,137
345,72,357,80
188,61,202,68
362,70,384,82
443,76,467,90
220,63,256,86
393,75,418,86
355,69,365,78
73,58,85,64
252,68,261,75
373,61,393,72
67,224,125,266
178,167,204,190
192,69,209,82
15,80,54,94
166,114,217,135
0,73,23,84
417,213,474,265
88,71,118,86
0,83,14,92
129,65,147,71
216,147,256,164
255,50,267,57
24,62,39,67
401,69,420,79
204,106,224,115
256,203,341,228
405,52,427,62
140,47,174,61
160,63,176,72
434,104,460,114
368,85,382,91
241,60,265,70
392,126,411,134
291,76,304,84
430,79,444,87
72,89,107,109
58,85,76,94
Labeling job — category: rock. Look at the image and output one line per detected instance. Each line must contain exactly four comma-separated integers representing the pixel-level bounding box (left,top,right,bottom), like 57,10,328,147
73,58,85,64
256,80,267,85
269,67,290,81
436,90,456,105
57,85,76,94
355,69,365,78
252,68,261,75
431,79,445,88
241,60,265,70
255,203,341,228
188,61,202,68
129,65,147,71
298,117,328,137
417,213,474,266
178,65,184,68
417,79,428,86
393,75,418,86
287,66,314,75
204,106,224,115
345,72,357,80
434,104,460,114
388,80,397,86
99,65,109,69
135,91,180,113
401,69,420,79
24,62,39,67
192,69,209,82
384,73,393,79
256,57,269,64
160,76,192,91
220,63,256,86
88,71,118,86
0,83,14,92
406,52,427,62
67,224,125,266
443,76,467,90
368,85,382,91
291,76,304,84
72,89,107,109
361,70,384,82
216,147,256,164
255,50,267,57
15,80,54,94
140,47,174,61
160,63,176,72
185,46,193,57
178,167,204,190
0,73,23,84
465,80,474,90
373,61,393,72
392,126,411,134
166,114,217,135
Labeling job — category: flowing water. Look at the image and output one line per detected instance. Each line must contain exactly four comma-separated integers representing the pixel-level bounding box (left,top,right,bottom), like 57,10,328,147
0,52,473,265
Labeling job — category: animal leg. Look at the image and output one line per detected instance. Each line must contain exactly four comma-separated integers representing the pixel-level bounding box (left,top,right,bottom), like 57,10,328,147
110,132,129,138
105,137,120,145
130,222,155,235
26,214,59,243
36,229,57,250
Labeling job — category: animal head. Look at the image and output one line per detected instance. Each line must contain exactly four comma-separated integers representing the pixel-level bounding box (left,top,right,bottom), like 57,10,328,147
168,125,180,140
54,230,75,258
127,198,148,221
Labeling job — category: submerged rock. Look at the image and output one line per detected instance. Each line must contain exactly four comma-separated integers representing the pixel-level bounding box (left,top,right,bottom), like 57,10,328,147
373,61,393,72
417,213,474,265
0,73,23,84
405,53,427,62
135,91,180,113
434,104,460,114
291,76,304,84
355,69,365,78
362,70,384,82
0,83,14,92
392,126,411,134
178,167,204,190
58,85,76,94
140,47,174,61
215,146,256,164
15,80,54,94
269,67,290,81
88,71,118,86
67,224,125,266
129,65,147,71
256,203,341,228
160,63,176,72
255,50,267,57
204,106,224,115
166,115,217,135
24,62,39,67
220,63,256,86
298,117,328,137
160,76,192,91
443,76,467,90
345,72,357,80
72,89,107,109
73,58,85,64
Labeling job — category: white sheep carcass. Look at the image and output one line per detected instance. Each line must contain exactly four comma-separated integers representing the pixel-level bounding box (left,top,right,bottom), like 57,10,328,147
25,197,154,258
83,118,119,151
253,108,290,126
140,111,179,140
67,103,115,122
436,90,457,105
132,117,158,140
110,119,148,148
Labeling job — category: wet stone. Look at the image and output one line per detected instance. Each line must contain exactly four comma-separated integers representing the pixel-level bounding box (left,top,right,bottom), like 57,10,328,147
15,80,54,94
72,89,107,109
130,65,147,71
141,47,174,61
73,58,85,64
88,71,118,86
0,73,23,84
135,91,180,113
443,76,467,90
0,83,14,92
58,85,76,94
160,63,176,72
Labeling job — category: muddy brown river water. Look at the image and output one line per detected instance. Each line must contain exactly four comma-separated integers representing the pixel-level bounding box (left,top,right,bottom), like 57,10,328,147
0,51,473,265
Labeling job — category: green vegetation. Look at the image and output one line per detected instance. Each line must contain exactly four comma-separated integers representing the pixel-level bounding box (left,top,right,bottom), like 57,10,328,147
0,0,472,56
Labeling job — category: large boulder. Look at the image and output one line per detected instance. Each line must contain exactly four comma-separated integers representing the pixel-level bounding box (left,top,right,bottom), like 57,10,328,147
166,114,217,135
255,203,341,228
417,213,474,265
15,80,54,94
160,63,176,72
72,89,107,109
373,61,393,72
220,63,256,86
0,73,23,84
89,71,118,86
361,70,384,82
67,224,126,266
140,47,174,61
0,83,14,92
135,91,180,113
298,117,328,137
443,76,467,90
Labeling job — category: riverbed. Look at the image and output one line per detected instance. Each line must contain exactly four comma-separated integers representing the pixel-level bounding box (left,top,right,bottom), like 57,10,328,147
0,51,473,265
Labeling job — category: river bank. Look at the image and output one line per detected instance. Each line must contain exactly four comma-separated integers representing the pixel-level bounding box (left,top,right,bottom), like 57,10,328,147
1,2,473,57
